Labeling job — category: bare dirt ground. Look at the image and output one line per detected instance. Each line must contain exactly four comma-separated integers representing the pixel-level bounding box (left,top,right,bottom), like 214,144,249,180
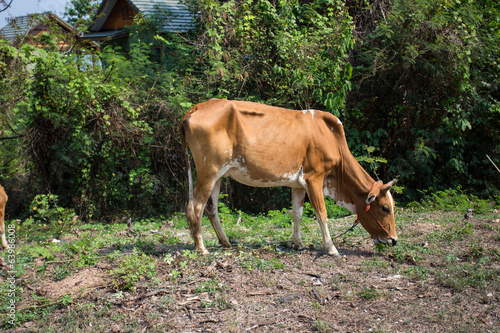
2,211,499,332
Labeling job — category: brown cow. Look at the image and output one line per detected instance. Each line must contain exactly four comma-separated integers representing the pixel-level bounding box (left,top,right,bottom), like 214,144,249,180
0,184,8,249
180,99,397,256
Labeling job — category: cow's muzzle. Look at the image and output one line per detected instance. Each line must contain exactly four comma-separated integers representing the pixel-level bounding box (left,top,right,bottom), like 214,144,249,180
374,237,398,246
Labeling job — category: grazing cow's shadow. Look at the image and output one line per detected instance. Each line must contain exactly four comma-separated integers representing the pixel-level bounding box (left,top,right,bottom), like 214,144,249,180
95,238,383,261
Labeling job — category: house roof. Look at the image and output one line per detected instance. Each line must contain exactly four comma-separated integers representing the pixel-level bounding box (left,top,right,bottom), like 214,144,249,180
88,0,193,35
78,30,130,41
0,12,74,41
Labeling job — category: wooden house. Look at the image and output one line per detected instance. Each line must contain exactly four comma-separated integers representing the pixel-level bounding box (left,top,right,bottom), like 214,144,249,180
0,12,97,51
80,0,193,48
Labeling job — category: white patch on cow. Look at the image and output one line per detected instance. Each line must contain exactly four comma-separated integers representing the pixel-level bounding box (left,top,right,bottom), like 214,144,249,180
225,163,307,189
281,168,307,188
323,186,338,200
336,200,356,214
301,109,315,118
204,156,206,162
292,194,304,220
387,190,394,214
323,178,338,200
337,118,343,125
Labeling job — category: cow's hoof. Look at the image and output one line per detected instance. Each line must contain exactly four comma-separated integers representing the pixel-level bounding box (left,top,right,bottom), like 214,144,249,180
197,247,209,256
326,248,340,257
293,242,306,251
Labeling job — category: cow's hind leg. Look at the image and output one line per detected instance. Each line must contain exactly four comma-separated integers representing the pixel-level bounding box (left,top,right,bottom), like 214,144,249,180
186,174,219,255
306,178,340,257
204,179,231,248
291,188,306,250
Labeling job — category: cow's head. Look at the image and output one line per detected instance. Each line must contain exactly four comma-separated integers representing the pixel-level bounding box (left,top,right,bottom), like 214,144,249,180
358,180,398,246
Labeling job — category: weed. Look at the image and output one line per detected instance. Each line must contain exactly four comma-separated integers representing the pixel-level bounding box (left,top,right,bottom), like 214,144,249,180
214,295,232,309
53,265,71,281
358,286,380,300
195,279,224,294
136,238,156,254
36,262,48,277
360,258,390,272
385,239,431,265
435,259,499,292
23,194,77,238
402,266,429,281
60,294,73,306
67,238,100,268
311,301,321,309
110,248,156,290
463,240,485,259
312,319,331,332
170,269,181,281
239,254,284,271
182,249,199,260
163,253,174,264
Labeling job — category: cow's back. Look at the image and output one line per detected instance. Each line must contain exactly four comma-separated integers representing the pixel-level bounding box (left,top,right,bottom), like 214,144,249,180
182,99,349,183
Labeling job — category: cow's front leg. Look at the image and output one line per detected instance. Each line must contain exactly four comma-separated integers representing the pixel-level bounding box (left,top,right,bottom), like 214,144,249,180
306,178,340,257
291,188,306,250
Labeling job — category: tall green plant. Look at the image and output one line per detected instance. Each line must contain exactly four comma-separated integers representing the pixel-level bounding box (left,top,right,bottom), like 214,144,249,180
187,0,354,111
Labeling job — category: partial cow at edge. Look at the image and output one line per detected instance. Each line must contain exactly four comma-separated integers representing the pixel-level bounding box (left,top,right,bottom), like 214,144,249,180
0,184,8,249
179,99,398,256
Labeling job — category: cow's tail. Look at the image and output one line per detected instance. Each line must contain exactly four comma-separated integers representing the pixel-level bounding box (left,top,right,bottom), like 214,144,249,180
179,120,194,202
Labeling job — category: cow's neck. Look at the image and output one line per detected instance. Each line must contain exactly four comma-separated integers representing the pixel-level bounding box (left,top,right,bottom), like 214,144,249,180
334,152,375,215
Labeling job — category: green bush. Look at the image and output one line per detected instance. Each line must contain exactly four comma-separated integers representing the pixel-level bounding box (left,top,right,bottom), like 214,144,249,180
1,0,498,222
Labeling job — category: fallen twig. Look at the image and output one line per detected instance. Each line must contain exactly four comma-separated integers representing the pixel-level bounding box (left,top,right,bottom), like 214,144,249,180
247,290,274,296
310,289,324,305
108,288,172,305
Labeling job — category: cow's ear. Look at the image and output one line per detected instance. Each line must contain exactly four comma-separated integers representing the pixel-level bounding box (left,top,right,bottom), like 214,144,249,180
366,194,377,205
381,179,397,194
366,180,383,204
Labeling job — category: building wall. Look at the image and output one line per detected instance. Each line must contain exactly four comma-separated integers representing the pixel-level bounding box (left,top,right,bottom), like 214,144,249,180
101,0,138,30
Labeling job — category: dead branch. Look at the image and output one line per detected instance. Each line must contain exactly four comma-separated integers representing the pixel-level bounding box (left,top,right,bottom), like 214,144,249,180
486,155,500,175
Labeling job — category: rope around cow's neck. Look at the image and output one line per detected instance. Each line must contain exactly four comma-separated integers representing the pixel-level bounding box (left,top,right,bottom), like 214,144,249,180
331,182,391,240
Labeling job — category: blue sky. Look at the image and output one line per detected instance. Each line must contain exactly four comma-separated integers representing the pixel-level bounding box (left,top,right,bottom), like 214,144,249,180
0,0,72,29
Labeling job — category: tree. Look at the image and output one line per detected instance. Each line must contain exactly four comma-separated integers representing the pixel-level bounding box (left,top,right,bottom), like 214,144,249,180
63,0,100,32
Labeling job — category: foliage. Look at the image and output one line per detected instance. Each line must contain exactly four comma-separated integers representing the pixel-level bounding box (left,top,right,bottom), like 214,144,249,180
23,194,76,236
413,186,498,213
189,0,354,112
348,0,500,198
110,248,156,290
0,0,498,222
358,286,380,300
63,0,100,32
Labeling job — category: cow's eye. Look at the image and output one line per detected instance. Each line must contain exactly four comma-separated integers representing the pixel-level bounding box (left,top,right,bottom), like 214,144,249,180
382,206,390,214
